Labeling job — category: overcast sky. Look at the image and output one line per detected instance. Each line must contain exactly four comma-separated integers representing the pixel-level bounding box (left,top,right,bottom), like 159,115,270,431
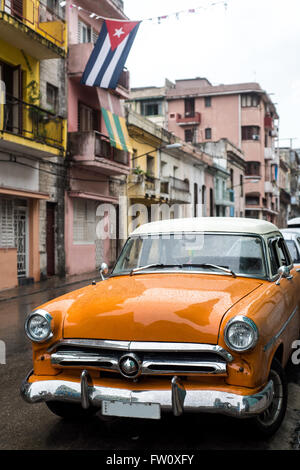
123,0,300,149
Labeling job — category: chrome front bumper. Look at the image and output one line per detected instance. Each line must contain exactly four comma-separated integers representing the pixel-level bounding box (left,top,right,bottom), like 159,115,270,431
21,370,274,419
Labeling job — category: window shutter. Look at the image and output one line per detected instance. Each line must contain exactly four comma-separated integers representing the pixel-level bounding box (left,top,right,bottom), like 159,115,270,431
0,199,15,248
92,28,99,44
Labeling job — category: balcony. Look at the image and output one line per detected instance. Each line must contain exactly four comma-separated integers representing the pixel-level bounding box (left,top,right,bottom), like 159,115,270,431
264,147,275,160
264,115,273,129
0,0,66,59
68,131,130,176
0,94,64,157
215,189,235,207
166,176,191,203
264,181,274,193
127,173,160,200
176,112,201,126
68,43,130,98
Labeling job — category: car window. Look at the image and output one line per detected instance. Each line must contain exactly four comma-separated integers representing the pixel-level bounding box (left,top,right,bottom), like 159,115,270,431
268,239,280,276
268,237,292,276
285,240,299,263
113,233,267,277
277,238,292,266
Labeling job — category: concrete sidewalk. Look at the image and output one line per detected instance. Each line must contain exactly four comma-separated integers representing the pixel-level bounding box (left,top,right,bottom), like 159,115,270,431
0,270,100,302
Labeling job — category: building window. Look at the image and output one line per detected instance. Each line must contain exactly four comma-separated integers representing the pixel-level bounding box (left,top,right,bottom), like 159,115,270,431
230,168,234,189
242,126,260,141
73,199,95,244
78,20,92,43
184,98,195,117
141,101,161,116
78,102,99,131
46,83,59,113
184,128,195,143
241,94,260,107
205,96,211,107
0,198,15,248
240,175,243,197
205,128,212,140
246,195,260,206
245,161,261,176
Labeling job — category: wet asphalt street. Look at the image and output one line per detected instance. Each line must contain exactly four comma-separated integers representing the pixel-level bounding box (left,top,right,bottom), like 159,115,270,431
0,279,300,452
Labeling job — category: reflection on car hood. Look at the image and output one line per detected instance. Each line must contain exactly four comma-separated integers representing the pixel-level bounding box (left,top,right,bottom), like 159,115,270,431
44,273,263,344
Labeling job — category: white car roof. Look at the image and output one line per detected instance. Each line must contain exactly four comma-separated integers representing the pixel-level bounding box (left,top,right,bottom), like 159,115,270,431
288,218,300,226
281,231,300,240
131,217,279,236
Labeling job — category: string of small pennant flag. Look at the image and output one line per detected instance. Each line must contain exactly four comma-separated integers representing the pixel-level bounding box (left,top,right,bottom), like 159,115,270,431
60,1,228,24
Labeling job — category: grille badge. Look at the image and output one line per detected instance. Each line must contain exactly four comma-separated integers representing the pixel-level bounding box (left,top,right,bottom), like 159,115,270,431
118,353,141,378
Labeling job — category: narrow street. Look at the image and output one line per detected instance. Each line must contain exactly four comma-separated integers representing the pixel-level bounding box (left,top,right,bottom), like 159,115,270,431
0,279,299,451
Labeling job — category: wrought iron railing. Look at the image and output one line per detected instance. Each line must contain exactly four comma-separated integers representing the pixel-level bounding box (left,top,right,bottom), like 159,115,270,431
0,0,66,47
2,94,64,149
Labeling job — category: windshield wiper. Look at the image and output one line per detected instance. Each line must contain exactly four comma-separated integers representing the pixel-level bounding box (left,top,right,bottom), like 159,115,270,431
130,263,182,275
181,263,236,278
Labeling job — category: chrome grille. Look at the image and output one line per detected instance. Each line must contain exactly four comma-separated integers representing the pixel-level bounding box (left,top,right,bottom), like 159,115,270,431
49,340,232,377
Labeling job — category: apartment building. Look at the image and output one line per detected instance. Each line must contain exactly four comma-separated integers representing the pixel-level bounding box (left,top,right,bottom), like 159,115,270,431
128,77,279,223
126,109,210,231
166,78,279,223
0,0,67,290
65,0,132,274
278,147,300,227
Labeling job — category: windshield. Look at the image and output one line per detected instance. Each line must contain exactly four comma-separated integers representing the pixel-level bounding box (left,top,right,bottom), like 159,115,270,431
112,233,267,278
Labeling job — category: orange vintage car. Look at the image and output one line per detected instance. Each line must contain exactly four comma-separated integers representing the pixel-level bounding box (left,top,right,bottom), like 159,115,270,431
21,217,300,437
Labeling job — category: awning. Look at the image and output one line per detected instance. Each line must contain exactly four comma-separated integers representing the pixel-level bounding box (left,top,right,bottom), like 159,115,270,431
0,186,49,200
97,88,132,154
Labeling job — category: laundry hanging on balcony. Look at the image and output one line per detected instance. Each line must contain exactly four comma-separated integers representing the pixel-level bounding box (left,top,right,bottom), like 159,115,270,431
97,89,132,154
81,18,140,89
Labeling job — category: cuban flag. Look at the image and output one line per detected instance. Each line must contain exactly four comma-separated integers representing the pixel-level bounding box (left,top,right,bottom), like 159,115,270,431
81,19,141,89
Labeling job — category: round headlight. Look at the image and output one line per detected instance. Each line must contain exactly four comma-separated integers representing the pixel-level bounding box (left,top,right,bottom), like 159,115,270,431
25,309,53,343
224,316,258,352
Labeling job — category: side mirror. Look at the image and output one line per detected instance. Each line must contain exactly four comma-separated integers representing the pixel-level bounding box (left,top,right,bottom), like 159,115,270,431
275,265,293,285
99,262,109,281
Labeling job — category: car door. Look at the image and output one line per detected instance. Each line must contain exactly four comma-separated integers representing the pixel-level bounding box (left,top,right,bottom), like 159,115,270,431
268,236,300,364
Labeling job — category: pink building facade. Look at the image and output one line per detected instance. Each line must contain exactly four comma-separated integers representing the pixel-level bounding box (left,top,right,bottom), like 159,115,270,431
65,0,130,275
166,78,279,223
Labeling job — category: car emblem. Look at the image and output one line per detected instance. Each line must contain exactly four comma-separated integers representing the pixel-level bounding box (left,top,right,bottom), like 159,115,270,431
118,353,141,378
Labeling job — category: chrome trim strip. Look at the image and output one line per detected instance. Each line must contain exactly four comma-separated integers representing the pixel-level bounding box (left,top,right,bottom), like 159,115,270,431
51,351,227,376
48,340,233,362
264,306,299,352
21,373,274,419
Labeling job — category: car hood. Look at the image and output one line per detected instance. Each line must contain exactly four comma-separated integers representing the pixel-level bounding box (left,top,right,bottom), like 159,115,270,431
45,273,263,344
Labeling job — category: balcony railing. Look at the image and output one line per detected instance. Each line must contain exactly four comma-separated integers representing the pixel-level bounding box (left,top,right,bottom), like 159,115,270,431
1,94,64,149
0,0,66,49
94,133,129,166
264,115,273,129
69,131,130,174
176,112,201,126
169,176,190,192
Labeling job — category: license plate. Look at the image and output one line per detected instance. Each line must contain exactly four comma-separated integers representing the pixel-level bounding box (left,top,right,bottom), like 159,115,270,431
102,400,161,420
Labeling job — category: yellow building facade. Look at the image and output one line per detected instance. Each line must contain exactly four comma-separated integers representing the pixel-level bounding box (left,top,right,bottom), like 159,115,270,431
0,0,67,290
